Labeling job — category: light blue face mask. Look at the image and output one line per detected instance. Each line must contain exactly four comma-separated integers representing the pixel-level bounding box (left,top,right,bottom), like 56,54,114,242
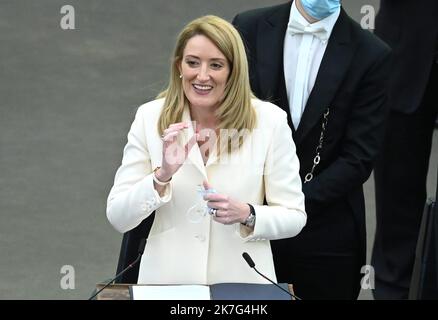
299,0,341,20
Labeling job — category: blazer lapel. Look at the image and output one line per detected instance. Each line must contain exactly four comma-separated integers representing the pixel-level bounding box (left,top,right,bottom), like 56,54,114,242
294,9,355,146
182,108,208,180
256,2,292,104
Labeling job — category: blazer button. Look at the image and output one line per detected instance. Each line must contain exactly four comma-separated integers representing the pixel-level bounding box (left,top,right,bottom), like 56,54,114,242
194,235,206,242
140,203,148,211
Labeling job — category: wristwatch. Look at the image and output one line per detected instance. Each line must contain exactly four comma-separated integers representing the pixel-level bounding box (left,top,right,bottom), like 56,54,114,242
243,204,256,227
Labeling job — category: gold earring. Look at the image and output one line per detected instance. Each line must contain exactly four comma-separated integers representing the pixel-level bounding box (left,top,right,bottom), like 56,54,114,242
179,74,183,79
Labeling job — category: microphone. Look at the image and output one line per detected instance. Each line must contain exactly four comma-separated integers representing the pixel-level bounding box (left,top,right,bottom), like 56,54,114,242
89,238,147,300
242,252,255,268
242,252,301,300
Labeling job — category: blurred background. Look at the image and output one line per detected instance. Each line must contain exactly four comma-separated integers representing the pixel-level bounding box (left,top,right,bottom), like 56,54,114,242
1,0,436,300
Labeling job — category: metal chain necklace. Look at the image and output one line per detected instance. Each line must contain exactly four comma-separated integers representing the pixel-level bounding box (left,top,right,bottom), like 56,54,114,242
304,107,330,184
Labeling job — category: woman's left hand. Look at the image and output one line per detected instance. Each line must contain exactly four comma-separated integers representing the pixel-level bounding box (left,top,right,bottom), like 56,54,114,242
202,181,250,225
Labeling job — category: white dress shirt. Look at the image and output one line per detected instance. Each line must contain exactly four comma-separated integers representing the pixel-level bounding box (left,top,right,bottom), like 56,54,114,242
284,2,340,129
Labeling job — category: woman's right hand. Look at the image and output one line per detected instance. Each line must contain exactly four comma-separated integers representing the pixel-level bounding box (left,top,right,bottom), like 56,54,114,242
155,122,198,182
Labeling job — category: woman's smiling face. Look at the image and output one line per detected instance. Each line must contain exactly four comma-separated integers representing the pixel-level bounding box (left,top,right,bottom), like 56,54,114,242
179,34,230,111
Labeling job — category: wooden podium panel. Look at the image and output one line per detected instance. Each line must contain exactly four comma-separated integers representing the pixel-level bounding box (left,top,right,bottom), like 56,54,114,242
95,283,131,300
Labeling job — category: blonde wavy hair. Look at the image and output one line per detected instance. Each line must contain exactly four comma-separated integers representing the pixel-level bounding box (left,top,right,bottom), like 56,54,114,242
157,15,256,153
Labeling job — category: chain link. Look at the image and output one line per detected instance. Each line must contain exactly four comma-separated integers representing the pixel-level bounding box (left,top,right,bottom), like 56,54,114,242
304,108,330,184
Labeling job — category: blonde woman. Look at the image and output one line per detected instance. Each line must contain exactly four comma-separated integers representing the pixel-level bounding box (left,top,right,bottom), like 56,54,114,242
107,15,306,285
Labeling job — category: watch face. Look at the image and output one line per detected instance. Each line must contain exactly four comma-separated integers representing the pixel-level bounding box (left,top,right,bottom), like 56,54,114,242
246,213,255,227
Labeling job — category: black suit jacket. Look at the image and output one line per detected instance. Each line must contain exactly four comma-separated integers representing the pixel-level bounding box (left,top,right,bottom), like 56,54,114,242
376,0,438,114
233,1,391,270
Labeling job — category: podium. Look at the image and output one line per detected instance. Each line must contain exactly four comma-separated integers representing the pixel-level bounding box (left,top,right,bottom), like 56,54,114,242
93,283,296,300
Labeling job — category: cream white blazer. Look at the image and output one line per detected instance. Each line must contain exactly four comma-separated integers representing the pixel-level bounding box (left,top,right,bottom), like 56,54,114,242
107,98,306,285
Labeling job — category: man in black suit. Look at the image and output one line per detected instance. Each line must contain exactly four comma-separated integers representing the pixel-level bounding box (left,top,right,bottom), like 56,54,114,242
233,0,391,299
372,0,438,299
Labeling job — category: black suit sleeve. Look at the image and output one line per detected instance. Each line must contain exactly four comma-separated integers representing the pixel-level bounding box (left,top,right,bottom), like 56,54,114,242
303,47,392,203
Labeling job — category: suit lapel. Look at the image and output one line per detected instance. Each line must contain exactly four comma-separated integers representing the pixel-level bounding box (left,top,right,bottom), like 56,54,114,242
182,108,208,180
256,2,292,105
294,9,355,146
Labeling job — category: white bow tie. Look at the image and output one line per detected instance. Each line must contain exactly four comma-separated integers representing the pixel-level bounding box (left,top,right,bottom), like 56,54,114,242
287,19,329,42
